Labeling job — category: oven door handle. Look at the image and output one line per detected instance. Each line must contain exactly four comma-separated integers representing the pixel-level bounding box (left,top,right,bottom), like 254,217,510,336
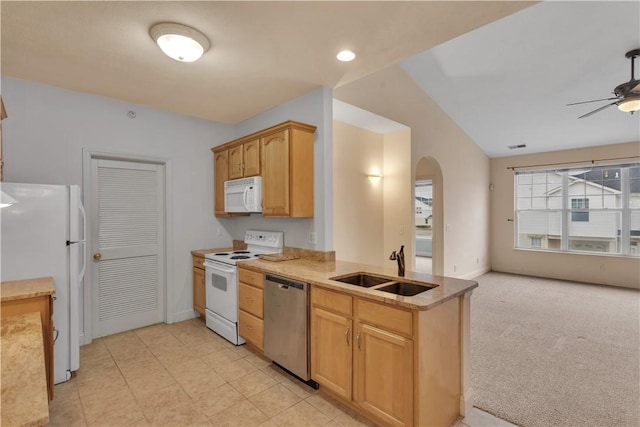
204,261,236,273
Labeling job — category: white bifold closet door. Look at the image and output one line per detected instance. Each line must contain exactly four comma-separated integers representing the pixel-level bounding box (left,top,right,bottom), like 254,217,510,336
91,159,165,338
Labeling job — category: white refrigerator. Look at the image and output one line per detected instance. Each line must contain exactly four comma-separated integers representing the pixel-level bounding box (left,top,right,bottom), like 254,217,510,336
0,182,86,384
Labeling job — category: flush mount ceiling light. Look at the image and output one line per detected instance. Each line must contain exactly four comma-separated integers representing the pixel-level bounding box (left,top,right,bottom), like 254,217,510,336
336,50,356,62
150,22,210,62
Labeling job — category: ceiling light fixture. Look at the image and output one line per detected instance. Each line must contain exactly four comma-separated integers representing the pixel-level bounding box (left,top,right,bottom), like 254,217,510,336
617,96,640,113
337,50,356,62
150,22,210,62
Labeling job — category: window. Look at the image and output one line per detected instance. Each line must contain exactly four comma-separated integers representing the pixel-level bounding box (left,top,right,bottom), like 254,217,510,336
530,236,543,248
571,198,589,222
515,163,639,256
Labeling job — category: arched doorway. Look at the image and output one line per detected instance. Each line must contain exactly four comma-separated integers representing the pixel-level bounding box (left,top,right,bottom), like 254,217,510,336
415,157,443,275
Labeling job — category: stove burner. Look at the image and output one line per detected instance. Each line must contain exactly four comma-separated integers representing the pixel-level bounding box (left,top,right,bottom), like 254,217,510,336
214,252,229,256
230,255,251,260
233,251,250,254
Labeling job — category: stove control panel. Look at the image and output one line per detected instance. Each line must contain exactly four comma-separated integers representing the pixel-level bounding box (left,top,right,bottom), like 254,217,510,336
244,230,284,249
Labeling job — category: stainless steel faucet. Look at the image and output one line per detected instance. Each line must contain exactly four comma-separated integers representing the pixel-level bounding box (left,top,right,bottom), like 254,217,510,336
389,245,405,277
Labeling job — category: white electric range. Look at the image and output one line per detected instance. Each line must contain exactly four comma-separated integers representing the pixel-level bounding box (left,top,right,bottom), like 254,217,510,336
203,230,283,344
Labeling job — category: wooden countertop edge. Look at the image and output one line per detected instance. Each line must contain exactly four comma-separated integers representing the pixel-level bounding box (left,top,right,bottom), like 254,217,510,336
237,259,478,311
0,277,55,302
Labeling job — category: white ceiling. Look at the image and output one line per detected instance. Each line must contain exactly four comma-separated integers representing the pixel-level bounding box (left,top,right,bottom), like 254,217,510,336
2,1,637,159
401,1,640,158
0,1,531,124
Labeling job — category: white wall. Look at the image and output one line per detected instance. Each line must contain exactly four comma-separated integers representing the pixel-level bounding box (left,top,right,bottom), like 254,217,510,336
1,76,236,329
333,121,384,264
383,129,412,270
491,142,640,288
336,65,491,279
219,87,334,251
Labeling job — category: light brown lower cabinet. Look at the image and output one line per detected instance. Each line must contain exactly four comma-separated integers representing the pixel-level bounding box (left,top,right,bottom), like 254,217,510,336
238,268,264,351
311,286,461,427
192,254,205,317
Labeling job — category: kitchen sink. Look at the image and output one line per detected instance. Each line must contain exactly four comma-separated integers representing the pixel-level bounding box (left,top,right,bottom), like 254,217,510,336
329,273,392,288
375,281,435,297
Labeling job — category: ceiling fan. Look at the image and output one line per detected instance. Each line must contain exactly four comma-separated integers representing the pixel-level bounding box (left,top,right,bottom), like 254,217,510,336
567,48,640,119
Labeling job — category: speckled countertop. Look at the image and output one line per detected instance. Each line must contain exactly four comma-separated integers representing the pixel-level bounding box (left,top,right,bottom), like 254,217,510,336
237,258,478,311
1,311,49,427
0,277,55,302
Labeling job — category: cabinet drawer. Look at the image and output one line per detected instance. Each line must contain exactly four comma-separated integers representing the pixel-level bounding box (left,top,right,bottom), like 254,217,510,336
239,283,263,318
239,269,263,289
192,256,204,270
356,298,413,337
239,310,264,351
311,287,352,316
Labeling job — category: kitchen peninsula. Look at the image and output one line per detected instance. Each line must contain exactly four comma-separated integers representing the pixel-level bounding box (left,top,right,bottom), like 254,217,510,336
236,257,477,427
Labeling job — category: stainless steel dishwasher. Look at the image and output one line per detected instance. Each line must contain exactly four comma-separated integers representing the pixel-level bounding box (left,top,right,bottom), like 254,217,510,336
264,273,317,387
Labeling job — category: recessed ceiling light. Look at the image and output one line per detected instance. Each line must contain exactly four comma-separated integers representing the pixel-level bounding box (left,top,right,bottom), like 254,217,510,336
336,50,356,62
150,22,210,62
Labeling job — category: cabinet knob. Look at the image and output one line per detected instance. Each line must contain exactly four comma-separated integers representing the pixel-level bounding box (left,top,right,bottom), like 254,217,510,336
93,252,102,261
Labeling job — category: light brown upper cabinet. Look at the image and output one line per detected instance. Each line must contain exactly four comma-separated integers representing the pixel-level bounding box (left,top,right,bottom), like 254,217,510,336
212,120,316,218
229,139,260,179
1,96,6,182
213,149,229,216
261,123,315,217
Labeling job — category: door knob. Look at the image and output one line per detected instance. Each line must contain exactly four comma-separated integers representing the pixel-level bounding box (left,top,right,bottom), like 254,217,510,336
93,252,102,261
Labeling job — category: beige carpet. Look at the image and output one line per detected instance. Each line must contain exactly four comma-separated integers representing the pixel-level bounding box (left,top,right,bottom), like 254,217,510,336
471,272,640,427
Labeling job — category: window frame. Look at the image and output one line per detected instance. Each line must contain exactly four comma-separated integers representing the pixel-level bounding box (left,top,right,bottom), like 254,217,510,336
514,163,639,257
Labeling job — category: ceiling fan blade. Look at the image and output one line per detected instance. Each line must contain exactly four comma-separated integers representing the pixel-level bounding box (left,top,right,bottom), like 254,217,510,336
567,97,619,106
578,101,618,119
632,82,640,93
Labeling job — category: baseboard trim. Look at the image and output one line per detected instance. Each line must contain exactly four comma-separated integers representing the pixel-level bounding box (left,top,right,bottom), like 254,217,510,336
460,266,491,280
461,388,475,417
169,309,198,324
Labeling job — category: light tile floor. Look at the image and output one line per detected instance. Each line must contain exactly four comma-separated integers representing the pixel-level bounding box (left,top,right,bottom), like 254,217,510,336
49,318,514,427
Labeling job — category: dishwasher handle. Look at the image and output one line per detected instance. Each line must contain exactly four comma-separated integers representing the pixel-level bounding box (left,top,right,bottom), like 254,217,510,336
265,274,307,291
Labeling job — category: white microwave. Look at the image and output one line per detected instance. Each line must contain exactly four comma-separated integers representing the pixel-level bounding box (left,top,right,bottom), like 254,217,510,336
224,176,262,213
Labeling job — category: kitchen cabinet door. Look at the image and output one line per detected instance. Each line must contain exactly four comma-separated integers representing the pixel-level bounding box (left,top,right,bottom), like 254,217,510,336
192,265,205,317
243,139,260,176
261,130,290,216
354,323,413,427
310,306,353,400
214,150,229,216
228,145,243,179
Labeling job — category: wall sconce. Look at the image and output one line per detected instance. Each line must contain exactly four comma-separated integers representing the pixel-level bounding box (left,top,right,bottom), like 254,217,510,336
367,174,383,184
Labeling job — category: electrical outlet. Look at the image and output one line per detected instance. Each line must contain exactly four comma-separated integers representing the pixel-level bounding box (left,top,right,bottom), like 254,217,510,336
217,227,223,237
309,232,317,245
453,264,457,272
446,223,452,232
399,226,405,236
